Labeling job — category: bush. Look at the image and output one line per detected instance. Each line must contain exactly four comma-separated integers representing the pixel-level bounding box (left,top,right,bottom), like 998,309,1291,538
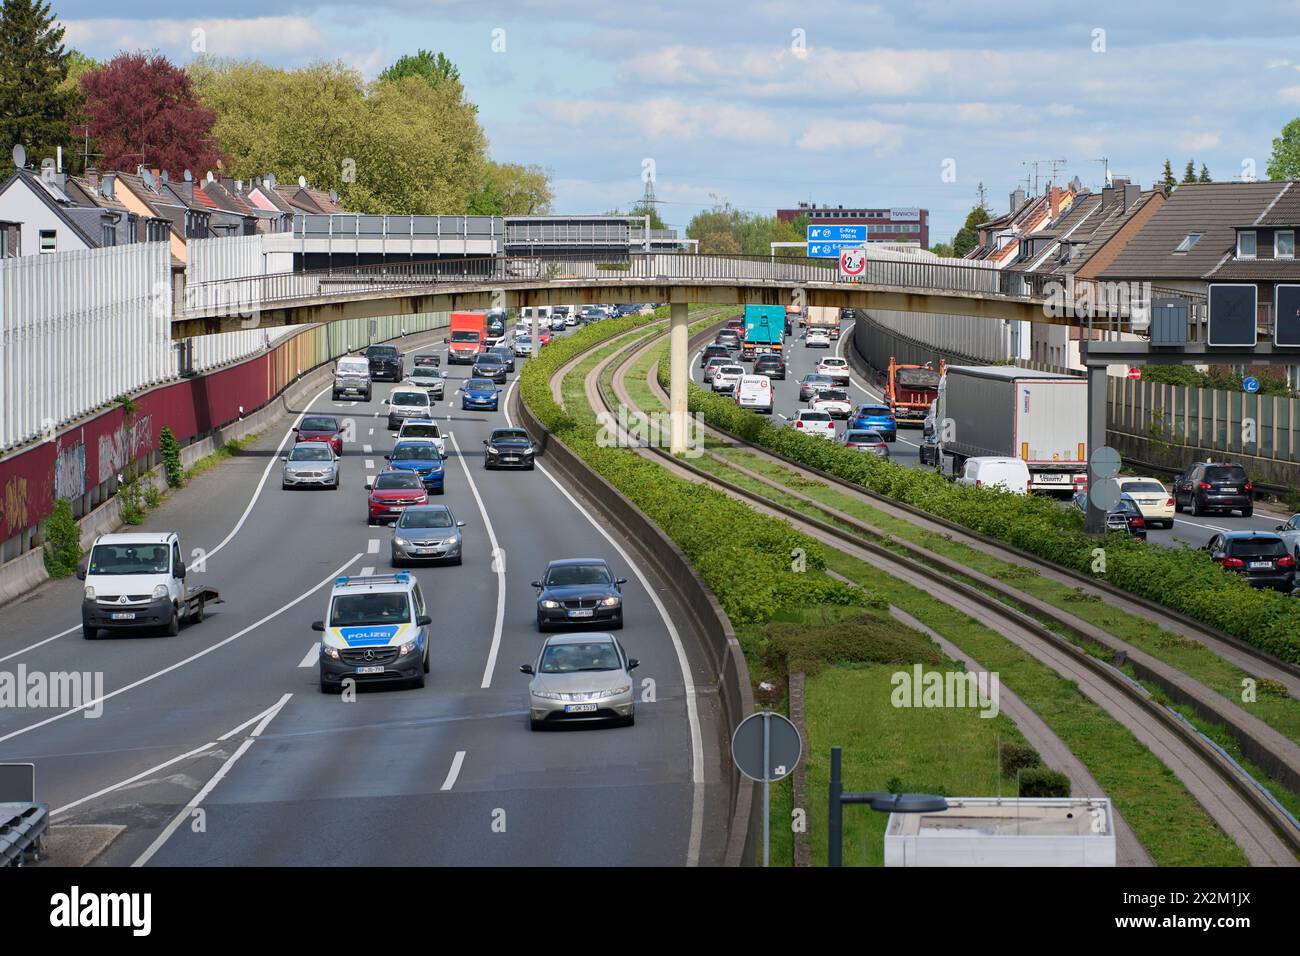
1018,766,1071,798
757,611,946,676
42,498,82,578
118,477,145,525
160,426,183,487
143,483,163,510
1000,742,1042,778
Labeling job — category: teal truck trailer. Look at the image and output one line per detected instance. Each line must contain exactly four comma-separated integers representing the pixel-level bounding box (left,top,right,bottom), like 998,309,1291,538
742,305,785,360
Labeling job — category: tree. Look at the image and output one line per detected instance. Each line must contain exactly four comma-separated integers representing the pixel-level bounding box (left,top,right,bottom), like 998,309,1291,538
929,241,955,257
1160,158,1177,196
607,203,666,230
61,49,99,171
81,52,226,177
1267,118,1300,180
470,161,553,215
951,203,990,258
1198,164,1211,183
1181,159,1197,184
379,50,460,88
0,0,75,161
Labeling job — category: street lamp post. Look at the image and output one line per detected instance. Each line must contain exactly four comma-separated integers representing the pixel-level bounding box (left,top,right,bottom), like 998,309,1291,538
827,746,949,867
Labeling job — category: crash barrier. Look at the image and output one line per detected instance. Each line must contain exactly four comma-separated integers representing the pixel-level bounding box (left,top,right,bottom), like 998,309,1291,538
0,802,48,867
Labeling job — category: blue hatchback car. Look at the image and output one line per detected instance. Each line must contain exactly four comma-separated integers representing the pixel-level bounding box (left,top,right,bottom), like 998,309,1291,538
384,441,445,493
461,377,501,411
850,404,897,442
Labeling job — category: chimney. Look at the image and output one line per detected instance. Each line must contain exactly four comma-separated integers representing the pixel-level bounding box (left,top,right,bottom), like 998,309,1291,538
86,167,99,191
1100,184,1115,211
1010,187,1026,213
1049,185,1063,217
175,181,194,202
1124,181,1141,209
150,168,162,190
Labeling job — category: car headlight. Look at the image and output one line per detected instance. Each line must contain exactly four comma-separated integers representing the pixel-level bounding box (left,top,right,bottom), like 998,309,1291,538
394,537,410,547
602,685,632,697
399,640,418,657
321,643,340,659
487,446,500,455
84,585,96,601
532,689,564,700
540,599,560,609
152,584,169,600
600,596,621,607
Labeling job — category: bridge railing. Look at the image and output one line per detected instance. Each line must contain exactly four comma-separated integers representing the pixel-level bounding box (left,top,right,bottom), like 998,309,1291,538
178,252,1039,317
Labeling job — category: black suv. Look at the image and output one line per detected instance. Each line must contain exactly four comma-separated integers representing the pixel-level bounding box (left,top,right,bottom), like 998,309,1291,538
1173,462,1254,517
471,353,508,384
366,344,403,382
700,343,732,367
1205,532,1296,591
754,354,787,380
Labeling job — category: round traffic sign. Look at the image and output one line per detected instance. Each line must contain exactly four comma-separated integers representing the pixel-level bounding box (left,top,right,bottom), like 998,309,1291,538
1086,476,1122,511
1244,376,1260,393
731,712,802,783
839,248,866,277
1127,367,1141,380
1089,445,1122,479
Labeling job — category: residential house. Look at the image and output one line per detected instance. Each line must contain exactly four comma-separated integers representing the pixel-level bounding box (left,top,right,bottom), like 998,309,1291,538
0,166,166,256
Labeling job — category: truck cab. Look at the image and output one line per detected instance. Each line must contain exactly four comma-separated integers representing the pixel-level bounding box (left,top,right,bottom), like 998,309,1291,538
447,312,487,364
78,532,217,638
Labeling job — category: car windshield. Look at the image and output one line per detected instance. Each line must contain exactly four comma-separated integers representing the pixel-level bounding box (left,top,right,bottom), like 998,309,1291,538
398,509,454,529
301,417,337,431
845,430,882,442
401,424,440,439
1229,538,1286,558
393,444,439,461
803,375,831,384
289,445,332,461
493,429,529,442
539,641,622,673
476,357,504,366
857,406,890,416
1116,499,1142,515
1205,466,1247,482
545,563,613,586
1124,481,1166,493
374,472,422,490
88,543,169,575
801,412,831,421
818,390,849,401
721,366,743,374
896,368,940,390
466,379,496,390
821,359,846,367
367,347,397,358
450,331,480,342
410,368,440,378
330,592,410,627
391,392,428,406
337,360,367,373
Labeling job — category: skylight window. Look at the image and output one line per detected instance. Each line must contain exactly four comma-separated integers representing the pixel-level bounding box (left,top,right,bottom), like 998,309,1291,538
1173,233,1201,253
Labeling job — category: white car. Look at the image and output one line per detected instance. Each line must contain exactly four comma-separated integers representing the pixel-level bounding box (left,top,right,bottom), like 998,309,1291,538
712,364,745,393
514,336,533,357
396,419,446,457
1275,513,1300,559
1116,476,1174,528
810,388,853,419
806,330,831,348
956,457,1031,494
792,409,836,439
816,357,851,384
549,313,567,332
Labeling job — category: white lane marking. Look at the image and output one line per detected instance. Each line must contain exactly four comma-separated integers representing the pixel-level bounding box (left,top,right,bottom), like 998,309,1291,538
1173,517,1233,534
0,625,79,665
504,379,706,867
368,428,374,436
363,443,373,454
298,643,320,668
448,431,507,689
440,750,467,791
365,459,375,469
132,693,293,867
360,566,375,576
367,538,380,554
204,383,333,565
0,558,358,745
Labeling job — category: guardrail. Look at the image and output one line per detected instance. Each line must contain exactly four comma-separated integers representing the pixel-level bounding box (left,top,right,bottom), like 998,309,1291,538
0,802,48,866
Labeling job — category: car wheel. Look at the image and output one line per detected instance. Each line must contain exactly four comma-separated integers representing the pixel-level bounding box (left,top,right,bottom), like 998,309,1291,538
319,678,335,694
611,614,624,631
623,712,636,727
529,718,542,731
165,606,180,636
537,616,549,632
392,555,404,568
82,622,97,640
366,513,374,526
364,389,372,402
191,597,205,624
411,669,426,689
281,482,290,490
423,645,430,674
1191,497,1202,517
1243,506,1254,518
1173,496,1183,513
332,391,340,401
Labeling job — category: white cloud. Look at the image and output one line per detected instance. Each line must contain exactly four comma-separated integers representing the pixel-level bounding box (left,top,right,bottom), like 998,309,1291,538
1180,132,1222,151
796,118,906,154
60,17,324,59
542,97,789,144
1279,85,1300,104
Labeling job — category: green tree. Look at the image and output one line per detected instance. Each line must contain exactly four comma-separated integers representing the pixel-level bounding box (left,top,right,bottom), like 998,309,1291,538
929,241,955,257
1182,158,1197,183
0,0,75,161
1160,158,1177,196
1198,163,1211,183
379,50,460,88
61,49,99,172
1267,118,1300,180
951,203,990,258
469,161,553,214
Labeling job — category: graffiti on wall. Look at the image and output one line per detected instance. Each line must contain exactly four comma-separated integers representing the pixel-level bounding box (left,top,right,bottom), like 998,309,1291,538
0,476,30,536
97,416,153,484
54,439,86,501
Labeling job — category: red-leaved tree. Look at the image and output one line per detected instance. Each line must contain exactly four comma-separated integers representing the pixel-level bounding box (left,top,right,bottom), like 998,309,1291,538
80,52,227,178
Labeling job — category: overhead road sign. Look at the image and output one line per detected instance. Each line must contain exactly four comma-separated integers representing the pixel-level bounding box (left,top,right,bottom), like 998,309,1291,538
807,225,868,243
1275,285,1300,347
1208,284,1257,347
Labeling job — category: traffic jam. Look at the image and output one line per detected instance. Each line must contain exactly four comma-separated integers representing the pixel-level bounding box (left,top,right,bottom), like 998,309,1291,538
700,305,1300,594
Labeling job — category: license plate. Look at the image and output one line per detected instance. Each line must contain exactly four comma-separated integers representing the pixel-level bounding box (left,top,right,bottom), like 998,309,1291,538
111,611,136,620
564,704,598,713
1221,488,1237,493
355,665,385,674
503,457,518,462
1250,561,1273,570
1038,474,1068,483
568,609,594,618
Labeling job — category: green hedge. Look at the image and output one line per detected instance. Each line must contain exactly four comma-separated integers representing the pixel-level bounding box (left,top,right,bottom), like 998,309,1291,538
671,372,1300,664
1018,766,1072,798
519,314,866,625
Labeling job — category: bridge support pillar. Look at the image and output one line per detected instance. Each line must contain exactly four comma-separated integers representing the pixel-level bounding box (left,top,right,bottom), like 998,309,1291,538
669,302,689,455
1085,365,1108,535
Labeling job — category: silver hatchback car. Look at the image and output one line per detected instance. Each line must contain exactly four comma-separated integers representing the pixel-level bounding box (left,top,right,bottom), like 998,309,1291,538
520,633,638,730
281,443,340,489
391,504,465,566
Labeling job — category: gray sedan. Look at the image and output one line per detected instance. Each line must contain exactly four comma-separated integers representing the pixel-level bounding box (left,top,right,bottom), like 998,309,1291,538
391,504,465,566
520,633,638,730
281,443,340,489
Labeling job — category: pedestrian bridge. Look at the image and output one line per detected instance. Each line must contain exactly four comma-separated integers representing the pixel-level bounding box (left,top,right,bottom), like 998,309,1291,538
171,252,1092,339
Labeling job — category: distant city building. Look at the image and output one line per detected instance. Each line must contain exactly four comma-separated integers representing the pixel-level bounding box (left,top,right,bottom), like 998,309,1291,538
777,202,929,248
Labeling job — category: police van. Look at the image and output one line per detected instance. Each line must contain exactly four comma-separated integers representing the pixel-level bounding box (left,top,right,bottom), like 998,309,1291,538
312,573,432,692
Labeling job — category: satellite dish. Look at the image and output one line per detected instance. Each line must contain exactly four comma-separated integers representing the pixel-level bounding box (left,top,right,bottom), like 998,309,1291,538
160,169,169,183
298,175,307,188
265,172,276,188
183,169,193,182
206,170,214,183
12,143,26,168
142,169,154,188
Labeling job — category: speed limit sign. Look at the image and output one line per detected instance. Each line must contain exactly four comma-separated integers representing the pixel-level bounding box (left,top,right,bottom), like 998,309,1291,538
839,247,866,277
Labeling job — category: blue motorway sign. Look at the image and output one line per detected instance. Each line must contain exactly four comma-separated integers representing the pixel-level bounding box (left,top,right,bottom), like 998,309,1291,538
807,225,868,243
808,239,865,258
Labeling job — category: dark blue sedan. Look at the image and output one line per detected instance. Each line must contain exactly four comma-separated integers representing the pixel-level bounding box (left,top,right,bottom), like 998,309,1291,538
532,558,628,631
384,441,445,493
850,404,897,442
461,377,501,411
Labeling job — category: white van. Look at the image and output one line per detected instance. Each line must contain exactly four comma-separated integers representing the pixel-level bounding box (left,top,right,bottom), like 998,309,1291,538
736,374,774,414
955,457,1032,494
520,306,552,328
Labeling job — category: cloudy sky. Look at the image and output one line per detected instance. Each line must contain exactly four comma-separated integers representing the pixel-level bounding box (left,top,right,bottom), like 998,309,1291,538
54,0,1300,243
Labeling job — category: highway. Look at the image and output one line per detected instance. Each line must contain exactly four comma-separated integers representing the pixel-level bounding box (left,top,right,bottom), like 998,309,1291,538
0,329,727,866
691,321,1297,551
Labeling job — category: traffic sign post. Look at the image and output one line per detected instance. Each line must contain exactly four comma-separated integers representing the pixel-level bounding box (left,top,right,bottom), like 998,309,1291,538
731,711,802,867
827,747,947,866
1126,367,1141,381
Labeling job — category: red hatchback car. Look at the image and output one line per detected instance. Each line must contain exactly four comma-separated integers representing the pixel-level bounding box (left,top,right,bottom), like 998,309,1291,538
366,471,428,525
295,415,344,456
